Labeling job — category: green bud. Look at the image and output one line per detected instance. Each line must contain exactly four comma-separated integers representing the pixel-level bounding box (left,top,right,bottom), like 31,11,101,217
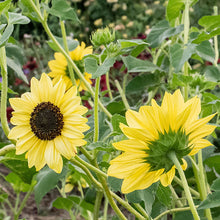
91,27,115,47
106,42,121,57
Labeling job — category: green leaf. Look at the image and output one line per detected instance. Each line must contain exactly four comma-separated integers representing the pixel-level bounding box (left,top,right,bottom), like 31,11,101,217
34,166,68,205
47,36,78,52
85,57,98,75
91,57,116,79
5,172,31,192
6,43,25,64
0,193,8,203
126,183,159,215
156,184,172,207
0,0,11,15
87,141,114,152
0,24,14,47
198,15,220,31
170,73,193,88
47,0,79,22
204,66,220,82
122,55,160,73
147,20,184,48
126,73,160,93
118,39,148,49
111,114,127,134
192,28,220,44
198,191,220,210
7,57,29,84
52,197,74,211
8,12,30,25
211,177,220,191
166,0,185,22
107,101,126,115
69,196,94,212
204,154,220,174
0,152,36,184
107,176,123,192
170,43,196,72
195,41,215,64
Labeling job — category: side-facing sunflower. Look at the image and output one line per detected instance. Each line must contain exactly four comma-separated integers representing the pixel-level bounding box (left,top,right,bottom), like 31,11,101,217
108,90,216,194
8,73,90,173
48,41,93,91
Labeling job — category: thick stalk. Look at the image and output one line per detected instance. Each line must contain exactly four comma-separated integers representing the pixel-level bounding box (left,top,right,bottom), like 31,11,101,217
169,185,184,208
0,144,15,156
60,20,76,86
103,198,108,220
183,0,190,101
168,152,200,220
94,77,101,142
0,46,10,137
93,191,103,220
198,150,212,220
26,0,112,119
213,6,219,66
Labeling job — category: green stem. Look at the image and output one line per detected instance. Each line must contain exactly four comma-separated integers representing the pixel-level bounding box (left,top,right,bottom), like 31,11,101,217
198,150,212,220
80,147,94,162
106,72,113,100
103,198,108,220
93,191,103,220
94,77,101,142
115,80,130,110
133,203,149,219
60,20,76,86
68,210,76,220
168,152,200,220
14,192,20,220
26,0,112,119
169,185,184,208
213,6,219,66
183,0,190,101
154,205,199,220
0,46,11,137
0,144,15,156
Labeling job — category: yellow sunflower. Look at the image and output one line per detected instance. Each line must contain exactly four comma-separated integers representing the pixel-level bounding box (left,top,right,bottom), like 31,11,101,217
8,73,90,173
108,90,216,194
48,41,93,91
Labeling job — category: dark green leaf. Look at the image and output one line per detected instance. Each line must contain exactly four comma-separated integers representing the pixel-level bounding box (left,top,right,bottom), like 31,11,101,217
107,101,126,115
126,183,159,215
170,43,196,72
47,37,78,52
47,0,79,22
198,15,220,31
52,197,74,211
198,191,220,209
195,41,215,64
111,114,127,134
204,66,220,82
126,73,160,93
204,154,220,174
8,12,30,25
69,196,94,212
91,57,116,79
147,20,184,48
7,57,29,84
156,184,172,207
107,176,123,192
0,152,36,184
166,0,185,22
122,55,160,73
0,24,14,47
6,43,25,64
211,178,220,191
34,166,68,205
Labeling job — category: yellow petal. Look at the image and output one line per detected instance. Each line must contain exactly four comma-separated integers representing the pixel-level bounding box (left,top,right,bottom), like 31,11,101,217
189,139,213,155
160,166,175,187
8,125,30,139
9,98,33,113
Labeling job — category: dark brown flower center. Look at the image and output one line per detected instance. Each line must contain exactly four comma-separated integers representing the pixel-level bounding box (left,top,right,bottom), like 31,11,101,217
30,102,64,140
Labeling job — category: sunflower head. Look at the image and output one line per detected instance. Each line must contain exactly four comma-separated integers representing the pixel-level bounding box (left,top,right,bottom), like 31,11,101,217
48,41,93,91
8,73,90,173
108,90,216,193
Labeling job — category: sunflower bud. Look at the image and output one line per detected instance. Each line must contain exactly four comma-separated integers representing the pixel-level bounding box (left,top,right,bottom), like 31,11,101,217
91,27,115,47
107,42,121,57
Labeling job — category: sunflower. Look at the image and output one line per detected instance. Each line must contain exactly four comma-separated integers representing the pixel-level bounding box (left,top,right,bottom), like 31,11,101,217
8,73,90,173
108,90,216,194
48,41,93,91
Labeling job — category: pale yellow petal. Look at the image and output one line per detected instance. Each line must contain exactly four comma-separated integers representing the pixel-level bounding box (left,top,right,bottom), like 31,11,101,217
8,125,30,139
9,98,33,113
